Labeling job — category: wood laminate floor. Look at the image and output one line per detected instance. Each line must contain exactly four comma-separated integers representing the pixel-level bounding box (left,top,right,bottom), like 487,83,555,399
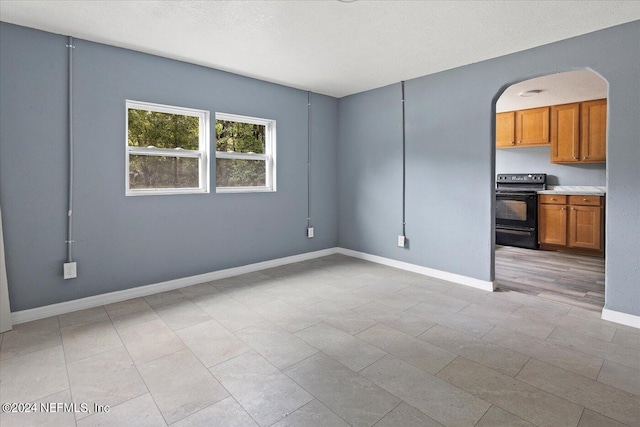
495,245,605,312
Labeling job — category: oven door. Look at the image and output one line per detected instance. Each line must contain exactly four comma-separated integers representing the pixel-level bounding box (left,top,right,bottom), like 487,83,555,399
495,192,537,229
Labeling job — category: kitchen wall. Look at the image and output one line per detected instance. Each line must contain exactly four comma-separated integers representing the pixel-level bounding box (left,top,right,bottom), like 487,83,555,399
496,146,606,186
338,20,640,317
0,23,338,311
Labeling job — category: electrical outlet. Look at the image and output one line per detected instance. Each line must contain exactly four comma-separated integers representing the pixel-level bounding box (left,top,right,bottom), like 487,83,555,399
307,227,314,238
397,235,406,247
63,262,77,279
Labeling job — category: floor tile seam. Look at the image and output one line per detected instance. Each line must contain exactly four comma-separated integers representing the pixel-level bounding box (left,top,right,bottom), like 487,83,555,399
109,311,185,367
282,351,404,427
481,328,606,378
594,361,640,398
146,353,236,424
470,403,493,427
62,336,128,367
225,395,262,427
59,315,112,332
110,313,170,334
430,352,460,378
74,322,154,412
75,389,150,425
417,329,532,376
460,305,558,336
199,345,254,371
260,395,318,427
56,312,91,427
231,321,320,371
437,356,587,425
368,400,403,426
515,356,638,409
0,335,63,362
544,328,623,369
278,352,373,425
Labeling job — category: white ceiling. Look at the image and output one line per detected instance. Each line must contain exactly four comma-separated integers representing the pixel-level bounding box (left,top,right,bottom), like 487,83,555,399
496,70,608,112
1,1,639,98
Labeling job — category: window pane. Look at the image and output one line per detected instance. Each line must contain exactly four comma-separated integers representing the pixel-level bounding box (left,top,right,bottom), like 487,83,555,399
129,155,199,189
216,158,266,187
128,109,199,150
215,120,265,154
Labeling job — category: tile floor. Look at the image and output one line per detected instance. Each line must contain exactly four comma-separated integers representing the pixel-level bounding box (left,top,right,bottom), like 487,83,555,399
1,254,639,427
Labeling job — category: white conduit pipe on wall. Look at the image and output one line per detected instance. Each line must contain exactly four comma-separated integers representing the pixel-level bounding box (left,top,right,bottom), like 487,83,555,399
401,81,407,238
307,91,312,230
66,36,75,263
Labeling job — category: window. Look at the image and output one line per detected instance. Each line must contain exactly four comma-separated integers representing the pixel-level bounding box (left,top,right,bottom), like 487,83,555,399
215,113,276,192
126,100,209,196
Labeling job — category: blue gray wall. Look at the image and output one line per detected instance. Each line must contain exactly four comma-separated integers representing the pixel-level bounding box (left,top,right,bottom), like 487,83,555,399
496,146,606,186
338,21,640,317
2,21,639,319
0,23,338,311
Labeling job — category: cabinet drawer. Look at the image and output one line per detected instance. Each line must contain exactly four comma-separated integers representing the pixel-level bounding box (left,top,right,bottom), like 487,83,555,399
539,194,567,205
569,195,602,206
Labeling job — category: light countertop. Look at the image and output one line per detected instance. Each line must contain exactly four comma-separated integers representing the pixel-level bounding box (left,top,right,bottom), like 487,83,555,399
538,185,606,196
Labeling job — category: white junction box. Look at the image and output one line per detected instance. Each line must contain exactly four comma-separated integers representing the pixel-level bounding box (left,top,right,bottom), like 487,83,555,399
397,235,406,247
307,227,314,238
63,262,77,279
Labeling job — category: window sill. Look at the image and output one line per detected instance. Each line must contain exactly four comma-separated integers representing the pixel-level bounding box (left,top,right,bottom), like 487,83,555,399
126,188,209,196
216,187,276,194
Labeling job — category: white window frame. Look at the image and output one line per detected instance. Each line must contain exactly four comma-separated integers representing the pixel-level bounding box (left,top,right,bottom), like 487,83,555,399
215,112,277,193
126,100,210,196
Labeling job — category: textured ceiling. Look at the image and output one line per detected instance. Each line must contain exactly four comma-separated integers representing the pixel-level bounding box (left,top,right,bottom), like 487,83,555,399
1,1,639,98
496,70,608,112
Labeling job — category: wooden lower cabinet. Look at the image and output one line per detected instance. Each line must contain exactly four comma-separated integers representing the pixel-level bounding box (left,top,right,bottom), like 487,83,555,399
538,194,604,256
569,205,602,250
539,203,567,246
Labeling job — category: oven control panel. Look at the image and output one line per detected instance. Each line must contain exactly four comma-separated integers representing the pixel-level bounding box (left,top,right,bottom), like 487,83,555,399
497,174,546,183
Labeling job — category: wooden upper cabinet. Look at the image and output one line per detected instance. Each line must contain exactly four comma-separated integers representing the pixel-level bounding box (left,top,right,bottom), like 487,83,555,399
515,107,550,146
551,103,580,163
581,99,607,162
496,112,515,148
551,98,607,164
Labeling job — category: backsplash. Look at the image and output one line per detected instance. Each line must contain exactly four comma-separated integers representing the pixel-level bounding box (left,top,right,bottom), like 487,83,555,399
496,145,606,186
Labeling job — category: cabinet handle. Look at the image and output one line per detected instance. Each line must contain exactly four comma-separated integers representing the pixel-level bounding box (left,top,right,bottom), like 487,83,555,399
562,207,566,211
517,140,521,144
583,156,589,160
551,198,557,201
571,207,576,210
583,198,588,202
511,141,515,145
573,156,579,160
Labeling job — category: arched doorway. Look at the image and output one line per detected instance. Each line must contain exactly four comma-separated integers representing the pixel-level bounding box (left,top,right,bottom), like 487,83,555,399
492,69,608,313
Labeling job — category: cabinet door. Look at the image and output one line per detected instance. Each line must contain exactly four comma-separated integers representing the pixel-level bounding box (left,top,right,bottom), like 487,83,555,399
516,107,550,146
551,103,580,163
496,112,515,148
581,99,607,162
539,204,567,246
568,205,602,250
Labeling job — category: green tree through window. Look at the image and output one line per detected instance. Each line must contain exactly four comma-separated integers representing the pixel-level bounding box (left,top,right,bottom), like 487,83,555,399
126,101,209,195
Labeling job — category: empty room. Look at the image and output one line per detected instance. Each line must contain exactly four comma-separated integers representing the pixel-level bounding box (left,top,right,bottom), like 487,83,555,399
1,1,639,426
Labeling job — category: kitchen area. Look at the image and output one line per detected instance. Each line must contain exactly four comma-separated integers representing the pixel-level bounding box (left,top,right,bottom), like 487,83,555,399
494,70,607,311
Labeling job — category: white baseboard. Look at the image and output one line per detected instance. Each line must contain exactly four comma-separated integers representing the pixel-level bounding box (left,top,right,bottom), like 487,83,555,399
11,247,339,325
601,308,640,329
336,248,495,292
11,246,499,325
